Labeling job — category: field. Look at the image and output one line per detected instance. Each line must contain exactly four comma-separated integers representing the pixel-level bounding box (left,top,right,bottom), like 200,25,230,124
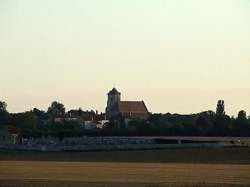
0,148,250,187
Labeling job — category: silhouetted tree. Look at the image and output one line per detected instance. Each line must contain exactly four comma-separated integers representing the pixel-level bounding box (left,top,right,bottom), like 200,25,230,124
0,101,9,126
0,101,7,112
216,100,225,117
32,108,46,118
47,101,65,118
214,100,231,135
196,111,215,135
11,112,38,135
233,110,249,136
237,110,247,121
31,108,48,128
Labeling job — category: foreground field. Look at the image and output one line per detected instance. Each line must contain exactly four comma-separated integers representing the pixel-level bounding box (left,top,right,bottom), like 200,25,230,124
1,148,250,187
0,161,250,187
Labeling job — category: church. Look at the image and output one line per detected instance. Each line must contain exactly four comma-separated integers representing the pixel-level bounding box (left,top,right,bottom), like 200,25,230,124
106,88,150,121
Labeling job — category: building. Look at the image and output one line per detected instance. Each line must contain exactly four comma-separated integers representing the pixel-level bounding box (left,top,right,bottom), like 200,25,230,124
106,88,150,122
0,125,18,145
53,109,107,128
84,120,109,130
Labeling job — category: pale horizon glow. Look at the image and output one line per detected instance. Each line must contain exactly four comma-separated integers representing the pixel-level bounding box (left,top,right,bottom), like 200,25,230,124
0,0,250,116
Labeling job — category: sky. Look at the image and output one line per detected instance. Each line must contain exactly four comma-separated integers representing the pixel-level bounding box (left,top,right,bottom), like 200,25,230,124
0,0,250,116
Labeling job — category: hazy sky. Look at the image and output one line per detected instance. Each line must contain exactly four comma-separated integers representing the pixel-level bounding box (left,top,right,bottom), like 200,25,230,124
0,0,250,116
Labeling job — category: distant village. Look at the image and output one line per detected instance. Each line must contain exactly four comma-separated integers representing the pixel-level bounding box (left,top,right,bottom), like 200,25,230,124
54,87,150,130
0,87,250,150
0,87,152,145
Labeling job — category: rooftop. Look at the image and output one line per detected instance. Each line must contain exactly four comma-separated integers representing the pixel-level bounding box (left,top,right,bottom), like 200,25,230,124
108,88,121,95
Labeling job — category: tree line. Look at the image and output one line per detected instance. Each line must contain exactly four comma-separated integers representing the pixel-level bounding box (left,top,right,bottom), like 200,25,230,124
125,100,250,136
0,100,250,137
0,101,81,137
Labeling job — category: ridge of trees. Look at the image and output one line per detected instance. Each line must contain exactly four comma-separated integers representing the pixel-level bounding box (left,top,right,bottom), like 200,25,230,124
0,100,250,137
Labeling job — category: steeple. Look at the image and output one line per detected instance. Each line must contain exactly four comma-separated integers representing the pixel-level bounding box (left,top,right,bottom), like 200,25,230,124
108,87,120,96
106,87,121,118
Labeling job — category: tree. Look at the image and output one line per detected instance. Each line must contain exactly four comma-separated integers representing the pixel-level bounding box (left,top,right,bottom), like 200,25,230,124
11,112,38,134
32,108,46,118
32,108,48,127
216,100,225,117
0,101,7,112
233,110,248,136
47,101,65,118
196,111,215,136
237,110,247,121
215,100,231,135
0,101,9,126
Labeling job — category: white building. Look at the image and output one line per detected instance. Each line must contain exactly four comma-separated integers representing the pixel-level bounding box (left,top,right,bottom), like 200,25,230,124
84,120,109,130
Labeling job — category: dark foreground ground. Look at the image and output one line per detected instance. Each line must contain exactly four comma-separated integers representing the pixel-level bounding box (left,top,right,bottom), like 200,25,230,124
0,147,250,164
0,148,250,187
1,180,250,187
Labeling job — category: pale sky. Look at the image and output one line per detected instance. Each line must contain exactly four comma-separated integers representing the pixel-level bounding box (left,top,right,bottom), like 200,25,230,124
0,0,250,116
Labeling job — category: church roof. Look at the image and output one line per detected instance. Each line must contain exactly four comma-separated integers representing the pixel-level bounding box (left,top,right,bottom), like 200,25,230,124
117,101,148,113
108,88,120,95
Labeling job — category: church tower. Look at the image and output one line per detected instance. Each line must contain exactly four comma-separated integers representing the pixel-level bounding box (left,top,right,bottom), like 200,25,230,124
106,87,121,118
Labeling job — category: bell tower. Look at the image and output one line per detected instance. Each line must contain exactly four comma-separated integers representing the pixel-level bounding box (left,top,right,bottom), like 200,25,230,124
106,87,121,118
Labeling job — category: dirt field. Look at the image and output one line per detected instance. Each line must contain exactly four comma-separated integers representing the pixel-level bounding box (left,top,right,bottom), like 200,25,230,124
0,148,250,187
0,161,250,187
